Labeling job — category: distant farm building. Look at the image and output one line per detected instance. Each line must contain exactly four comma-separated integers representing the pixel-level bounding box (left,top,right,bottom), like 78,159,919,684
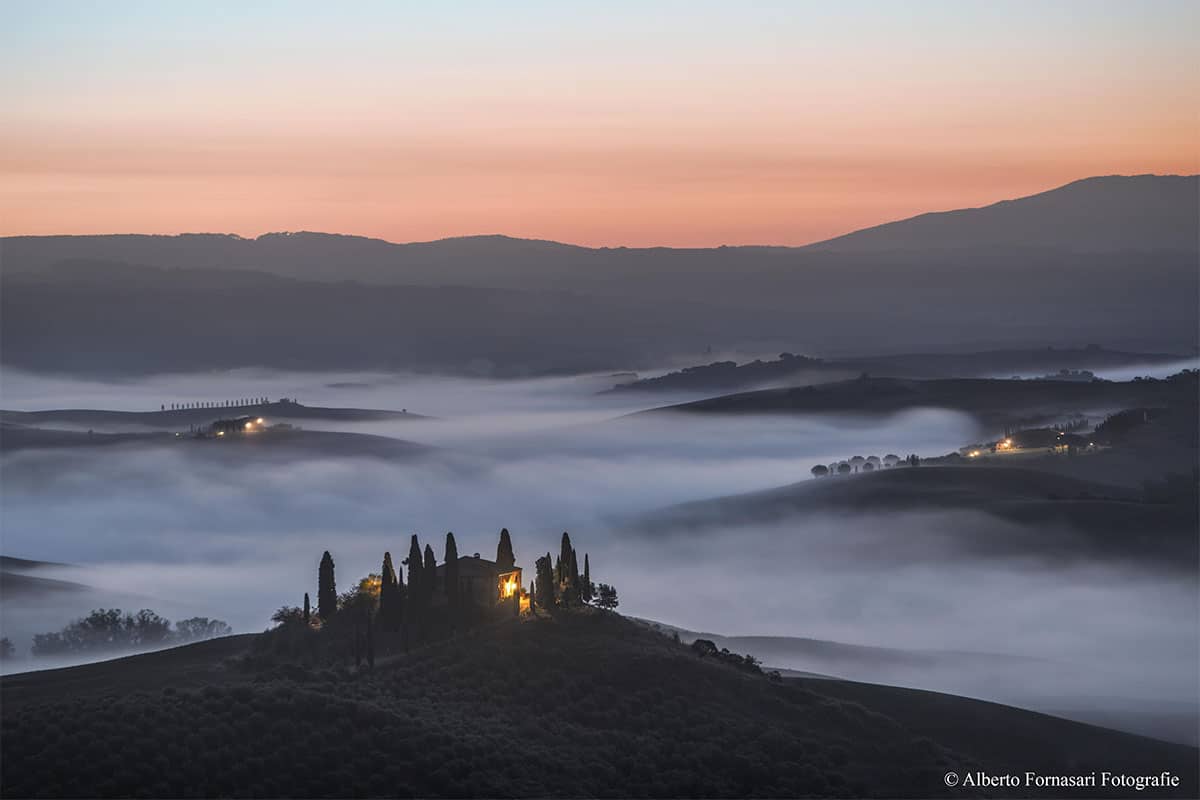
210,416,266,436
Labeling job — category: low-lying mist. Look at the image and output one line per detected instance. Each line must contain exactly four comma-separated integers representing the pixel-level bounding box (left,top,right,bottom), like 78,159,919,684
2,368,1195,728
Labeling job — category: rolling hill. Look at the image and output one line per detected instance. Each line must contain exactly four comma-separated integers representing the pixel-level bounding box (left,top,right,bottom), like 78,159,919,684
2,611,1195,798
644,372,1198,429
805,174,1198,253
635,465,1199,569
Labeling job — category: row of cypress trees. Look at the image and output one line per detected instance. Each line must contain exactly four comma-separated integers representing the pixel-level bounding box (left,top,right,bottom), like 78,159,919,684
533,531,597,609
315,528,519,627
314,528,612,633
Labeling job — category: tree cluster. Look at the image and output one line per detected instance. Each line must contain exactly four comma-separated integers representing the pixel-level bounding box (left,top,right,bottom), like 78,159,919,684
812,453,916,477
29,609,232,658
531,531,617,612
283,528,620,668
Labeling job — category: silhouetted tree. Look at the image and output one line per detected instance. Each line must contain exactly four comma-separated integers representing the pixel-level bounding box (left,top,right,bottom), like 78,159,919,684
559,532,573,585
423,544,437,606
849,456,865,473
596,584,619,611
535,553,555,610
837,462,852,475
582,553,593,603
496,527,515,570
379,552,399,629
303,592,311,625
318,551,337,620
271,606,305,626
564,548,581,606
444,532,460,610
811,464,829,478
172,617,230,641
406,535,423,611
0,638,14,660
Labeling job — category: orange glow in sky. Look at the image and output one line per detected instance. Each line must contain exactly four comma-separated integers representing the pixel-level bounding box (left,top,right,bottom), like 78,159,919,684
2,2,1196,247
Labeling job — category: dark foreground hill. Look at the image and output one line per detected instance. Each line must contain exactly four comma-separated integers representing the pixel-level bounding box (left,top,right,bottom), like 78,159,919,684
2,611,1195,798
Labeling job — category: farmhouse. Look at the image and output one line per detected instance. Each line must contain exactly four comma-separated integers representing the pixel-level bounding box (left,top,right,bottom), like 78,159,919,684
435,554,524,615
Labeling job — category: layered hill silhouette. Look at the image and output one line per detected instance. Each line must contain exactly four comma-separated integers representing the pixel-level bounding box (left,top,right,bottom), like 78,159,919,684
643,371,1199,428
5,175,1196,281
805,175,1197,253
636,465,1198,569
2,611,1195,798
3,175,1196,374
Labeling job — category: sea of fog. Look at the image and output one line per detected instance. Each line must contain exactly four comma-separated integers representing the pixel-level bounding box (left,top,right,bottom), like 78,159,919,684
1,367,1196,728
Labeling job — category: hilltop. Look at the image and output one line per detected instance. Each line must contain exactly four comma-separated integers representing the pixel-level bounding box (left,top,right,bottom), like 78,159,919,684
637,465,1197,569
0,399,423,431
646,371,1198,430
805,175,1198,253
2,611,1195,798
612,347,1190,393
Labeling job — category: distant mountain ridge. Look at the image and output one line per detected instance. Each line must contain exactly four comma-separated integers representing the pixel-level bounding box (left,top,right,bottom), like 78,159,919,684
805,174,1198,253
3,175,1196,374
3,175,1195,284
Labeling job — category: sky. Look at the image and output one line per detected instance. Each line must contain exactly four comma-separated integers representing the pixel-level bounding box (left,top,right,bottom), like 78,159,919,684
2,1,1196,247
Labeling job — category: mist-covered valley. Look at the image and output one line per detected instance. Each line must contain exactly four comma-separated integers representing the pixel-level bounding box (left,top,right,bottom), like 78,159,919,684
3,366,1195,746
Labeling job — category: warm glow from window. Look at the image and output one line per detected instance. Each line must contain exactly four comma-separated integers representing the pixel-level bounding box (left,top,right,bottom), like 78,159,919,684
501,579,517,598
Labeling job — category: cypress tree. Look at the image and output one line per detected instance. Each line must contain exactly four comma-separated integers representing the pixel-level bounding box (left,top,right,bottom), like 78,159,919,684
559,532,574,581
582,554,593,603
566,548,581,606
395,560,406,623
444,532,460,609
379,552,399,629
406,535,423,611
423,544,437,606
318,551,337,620
535,553,556,610
496,528,515,570
558,531,576,594
303,592,311,624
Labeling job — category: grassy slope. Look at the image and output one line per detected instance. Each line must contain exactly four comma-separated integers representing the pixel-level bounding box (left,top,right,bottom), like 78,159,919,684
2,612,1195,798
638,466,1198,567
0,400,424,429
0,426,431,461
650,374,1195,428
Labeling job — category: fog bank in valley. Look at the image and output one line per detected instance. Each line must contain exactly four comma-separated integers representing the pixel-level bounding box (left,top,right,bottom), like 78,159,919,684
1,369,1194,729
